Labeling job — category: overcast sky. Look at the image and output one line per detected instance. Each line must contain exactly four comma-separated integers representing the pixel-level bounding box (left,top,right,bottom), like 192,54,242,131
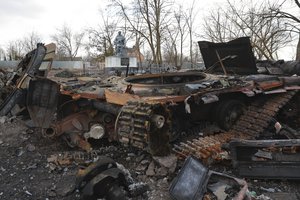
0,0,297,59
0,0,104,44
0,0,227,46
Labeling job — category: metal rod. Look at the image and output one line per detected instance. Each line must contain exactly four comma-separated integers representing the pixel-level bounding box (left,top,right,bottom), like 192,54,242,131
215,50,227,75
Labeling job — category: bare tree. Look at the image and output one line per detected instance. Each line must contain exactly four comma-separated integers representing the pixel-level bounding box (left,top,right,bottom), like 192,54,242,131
52,24,85,60
203,8,240,43
22,31,42,52
2,31,41,61
86,9,120,61
163,14,188,67
163,25,179,66
203,0,292,60
0,47,6,60
175,6,188,67
267,0,300,60
185,0,197,67
6,40,24,60
111,0,173,66
163,6,188,68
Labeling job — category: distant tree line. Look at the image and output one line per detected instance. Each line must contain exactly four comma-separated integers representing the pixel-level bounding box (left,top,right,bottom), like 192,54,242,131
1,0,300,66
0,32,42,61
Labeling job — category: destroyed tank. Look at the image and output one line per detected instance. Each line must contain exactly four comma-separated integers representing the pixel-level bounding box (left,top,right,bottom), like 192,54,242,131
1,38,299,159
109,37,300,157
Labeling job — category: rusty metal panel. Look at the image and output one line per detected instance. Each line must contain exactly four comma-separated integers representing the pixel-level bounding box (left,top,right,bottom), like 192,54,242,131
27,79,60,128
105,89,140,105
256,80,283,91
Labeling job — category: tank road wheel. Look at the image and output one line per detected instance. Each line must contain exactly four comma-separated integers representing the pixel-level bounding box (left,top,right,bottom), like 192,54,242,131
216,100,245,130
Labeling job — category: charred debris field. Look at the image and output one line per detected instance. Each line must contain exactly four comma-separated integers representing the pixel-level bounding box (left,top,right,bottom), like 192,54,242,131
1,38,300,200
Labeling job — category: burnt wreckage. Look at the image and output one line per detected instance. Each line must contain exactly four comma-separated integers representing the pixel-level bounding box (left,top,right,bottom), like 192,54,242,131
1,38,300,162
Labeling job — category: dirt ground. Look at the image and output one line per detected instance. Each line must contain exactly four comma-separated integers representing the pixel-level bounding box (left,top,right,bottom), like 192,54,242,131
0,117,300,200
0,117,171,200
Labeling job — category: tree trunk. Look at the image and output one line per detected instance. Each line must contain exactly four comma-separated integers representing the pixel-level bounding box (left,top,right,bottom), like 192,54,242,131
189,31,193,68
296,33,300,61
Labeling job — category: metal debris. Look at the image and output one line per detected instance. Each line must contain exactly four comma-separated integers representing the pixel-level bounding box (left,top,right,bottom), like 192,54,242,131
169,156,248,200
75,156,148,199
230,139,300,179
0,43,55,117
76,156,128,199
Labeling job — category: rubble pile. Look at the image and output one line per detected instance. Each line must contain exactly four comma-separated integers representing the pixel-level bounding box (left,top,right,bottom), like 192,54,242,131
0,39,300,199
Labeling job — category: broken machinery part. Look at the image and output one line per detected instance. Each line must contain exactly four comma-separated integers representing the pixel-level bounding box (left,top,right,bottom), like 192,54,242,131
42,109,116,151
76,156,128,200
230,139,300,179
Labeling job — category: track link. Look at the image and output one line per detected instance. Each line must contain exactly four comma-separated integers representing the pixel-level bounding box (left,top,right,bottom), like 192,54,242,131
116,101,171,156
116,102,152,149
173,91,297,162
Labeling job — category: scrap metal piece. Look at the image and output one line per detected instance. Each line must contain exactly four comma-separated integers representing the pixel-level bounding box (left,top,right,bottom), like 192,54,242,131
76,156,117,189
199,37,257,75
76,157,128,200
81,168,127,199
27,78,60,128
169,156,248,200
63,133,92,152
84,124,105,140
230,139,300,179
0,89,26,116
169,156,209,200
254,149,273,160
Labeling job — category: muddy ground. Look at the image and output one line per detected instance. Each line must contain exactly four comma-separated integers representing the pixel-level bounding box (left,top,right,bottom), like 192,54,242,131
0,117,300,200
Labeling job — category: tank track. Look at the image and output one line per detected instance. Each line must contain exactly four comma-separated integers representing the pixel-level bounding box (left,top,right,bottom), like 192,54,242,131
115,101,171,156
173,91,297,162
116,92,297,160
116,101,153,149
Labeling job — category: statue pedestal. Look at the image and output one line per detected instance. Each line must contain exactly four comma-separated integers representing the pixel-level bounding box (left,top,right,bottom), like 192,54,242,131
105,56,137,73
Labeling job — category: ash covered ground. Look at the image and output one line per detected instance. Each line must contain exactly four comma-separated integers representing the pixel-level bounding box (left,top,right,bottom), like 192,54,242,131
0,117,171,200
0,117,300,200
